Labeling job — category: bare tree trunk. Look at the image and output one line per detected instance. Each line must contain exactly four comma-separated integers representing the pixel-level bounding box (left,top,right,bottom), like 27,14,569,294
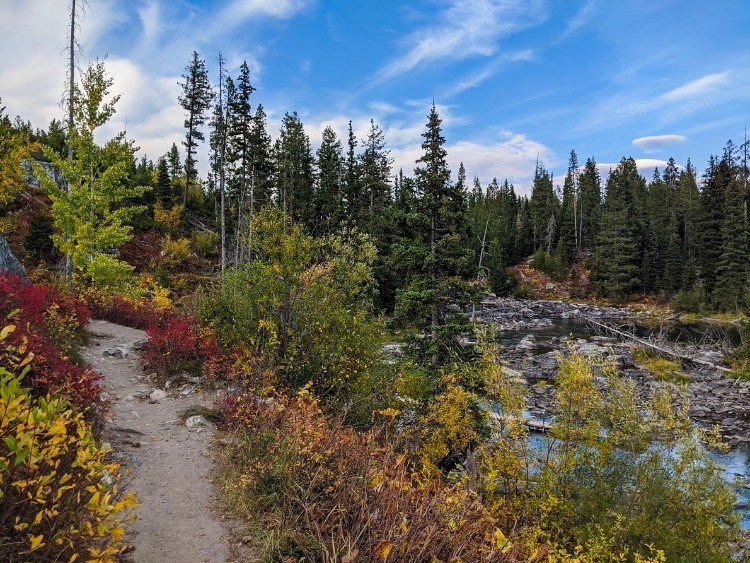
64,0,77,284
217,54,227,272
247,167,255,261
430,213,439,365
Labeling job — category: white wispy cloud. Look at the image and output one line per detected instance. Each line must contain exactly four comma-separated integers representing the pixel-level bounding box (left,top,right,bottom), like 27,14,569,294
137,1,162,51
632,134,687,151
443,49,535,98
559,0,597,41
578,69,743,133
211,0,311,32
370,0,545,85
660,72,730,102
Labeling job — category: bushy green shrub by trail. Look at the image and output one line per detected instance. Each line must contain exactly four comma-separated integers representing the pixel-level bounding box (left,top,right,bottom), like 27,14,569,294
196,208,383,401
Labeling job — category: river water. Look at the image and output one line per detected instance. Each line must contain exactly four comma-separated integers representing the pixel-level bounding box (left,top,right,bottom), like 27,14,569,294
496,316,750,528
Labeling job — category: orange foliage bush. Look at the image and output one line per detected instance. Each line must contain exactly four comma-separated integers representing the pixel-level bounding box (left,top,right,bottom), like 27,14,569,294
220,391,537,562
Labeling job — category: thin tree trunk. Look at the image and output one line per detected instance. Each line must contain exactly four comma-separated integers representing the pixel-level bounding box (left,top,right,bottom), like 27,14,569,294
247,166,255,261
217,54,227,272
431,212,438,364
64,0,77,284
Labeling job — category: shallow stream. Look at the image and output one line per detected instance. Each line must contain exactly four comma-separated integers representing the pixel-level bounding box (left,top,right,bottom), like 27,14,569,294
498,315,749,528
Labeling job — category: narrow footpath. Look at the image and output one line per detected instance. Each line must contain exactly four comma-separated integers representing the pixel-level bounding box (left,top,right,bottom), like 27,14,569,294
81,320,234,563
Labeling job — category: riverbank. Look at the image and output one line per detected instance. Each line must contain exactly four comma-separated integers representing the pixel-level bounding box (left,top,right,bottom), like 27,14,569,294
475,297,750,445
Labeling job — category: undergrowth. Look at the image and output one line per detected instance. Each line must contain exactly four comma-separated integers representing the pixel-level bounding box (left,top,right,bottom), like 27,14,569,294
633,346,689,383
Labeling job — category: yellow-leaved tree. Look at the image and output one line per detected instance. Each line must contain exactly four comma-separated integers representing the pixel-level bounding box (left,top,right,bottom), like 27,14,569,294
36,60,149,290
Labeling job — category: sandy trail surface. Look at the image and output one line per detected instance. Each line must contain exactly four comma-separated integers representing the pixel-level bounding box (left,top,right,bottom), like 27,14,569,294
81,319,235,563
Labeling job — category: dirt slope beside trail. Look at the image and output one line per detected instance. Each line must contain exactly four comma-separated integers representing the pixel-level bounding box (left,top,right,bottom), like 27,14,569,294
81,319,232,563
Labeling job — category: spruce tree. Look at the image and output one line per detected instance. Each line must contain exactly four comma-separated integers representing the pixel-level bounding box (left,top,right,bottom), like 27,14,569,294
558,151,578,263
713,172,748,311
178,51,213,208
249,104,274,208
209,54,229,270
698,154,730,294
41,119,67,156
358,119,392,234
343,121,359,237
516,198,534,259
396,104,475,364
676,160,700,289
593,158,642,298
156,157,171,205
275,112,315,228
227,61,255,236
578,158,602,250
663,211,683,294
315,126,344,236
529,163,558,252
167,142,182,181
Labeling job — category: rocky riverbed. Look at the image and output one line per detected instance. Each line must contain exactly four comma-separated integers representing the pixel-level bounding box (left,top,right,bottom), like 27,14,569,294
476,297,750,445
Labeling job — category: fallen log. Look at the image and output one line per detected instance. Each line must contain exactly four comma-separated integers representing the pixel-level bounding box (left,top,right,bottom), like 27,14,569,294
584,317,732,374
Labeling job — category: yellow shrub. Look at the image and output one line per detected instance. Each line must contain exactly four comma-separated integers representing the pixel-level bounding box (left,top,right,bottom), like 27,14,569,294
154,202,183,234
0,327,137,561
161,236,192,271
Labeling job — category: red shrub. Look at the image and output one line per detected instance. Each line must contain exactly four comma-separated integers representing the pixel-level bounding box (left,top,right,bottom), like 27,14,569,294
143,315,223,380
0,275,102,413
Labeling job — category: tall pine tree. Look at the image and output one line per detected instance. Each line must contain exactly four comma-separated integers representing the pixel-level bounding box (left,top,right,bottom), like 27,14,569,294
178,51,213,208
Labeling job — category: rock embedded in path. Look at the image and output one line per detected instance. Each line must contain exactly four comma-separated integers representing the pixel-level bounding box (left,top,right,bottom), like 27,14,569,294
104,347,131,359
149,389,167,403
185,415,209,429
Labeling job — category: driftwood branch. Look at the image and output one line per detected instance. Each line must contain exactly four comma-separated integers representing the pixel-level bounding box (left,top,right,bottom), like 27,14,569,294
584,317,732,374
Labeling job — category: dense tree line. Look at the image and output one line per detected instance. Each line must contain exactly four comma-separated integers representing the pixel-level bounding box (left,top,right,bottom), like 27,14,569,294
6,50,749,314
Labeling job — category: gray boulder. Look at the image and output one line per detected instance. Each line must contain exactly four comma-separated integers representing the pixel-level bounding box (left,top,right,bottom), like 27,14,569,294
0,235,28,283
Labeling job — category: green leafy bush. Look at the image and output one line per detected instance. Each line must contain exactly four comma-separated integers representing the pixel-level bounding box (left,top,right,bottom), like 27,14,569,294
196,209,381,398
476,347,740,561
192,231,218,258
531,249,567,280
672,286,706,313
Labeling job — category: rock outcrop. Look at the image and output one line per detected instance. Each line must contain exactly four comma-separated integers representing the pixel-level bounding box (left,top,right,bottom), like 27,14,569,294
0,235,28,283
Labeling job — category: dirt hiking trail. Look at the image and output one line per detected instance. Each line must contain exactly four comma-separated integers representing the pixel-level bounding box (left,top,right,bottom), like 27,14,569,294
81,320,239,563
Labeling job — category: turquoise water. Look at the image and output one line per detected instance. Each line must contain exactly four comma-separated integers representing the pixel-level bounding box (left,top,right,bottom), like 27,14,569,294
494,315,749,529
520,417,750,529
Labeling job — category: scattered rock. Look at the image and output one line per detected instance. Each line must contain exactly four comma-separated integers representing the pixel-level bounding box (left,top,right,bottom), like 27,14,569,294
185,415,209,429
104,347,131,359
218,437,240,447
132,338,148,351
149,389,167,403
576,342,608,358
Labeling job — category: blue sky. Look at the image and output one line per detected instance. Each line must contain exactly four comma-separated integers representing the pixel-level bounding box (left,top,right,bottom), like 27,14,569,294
1,0,749,192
